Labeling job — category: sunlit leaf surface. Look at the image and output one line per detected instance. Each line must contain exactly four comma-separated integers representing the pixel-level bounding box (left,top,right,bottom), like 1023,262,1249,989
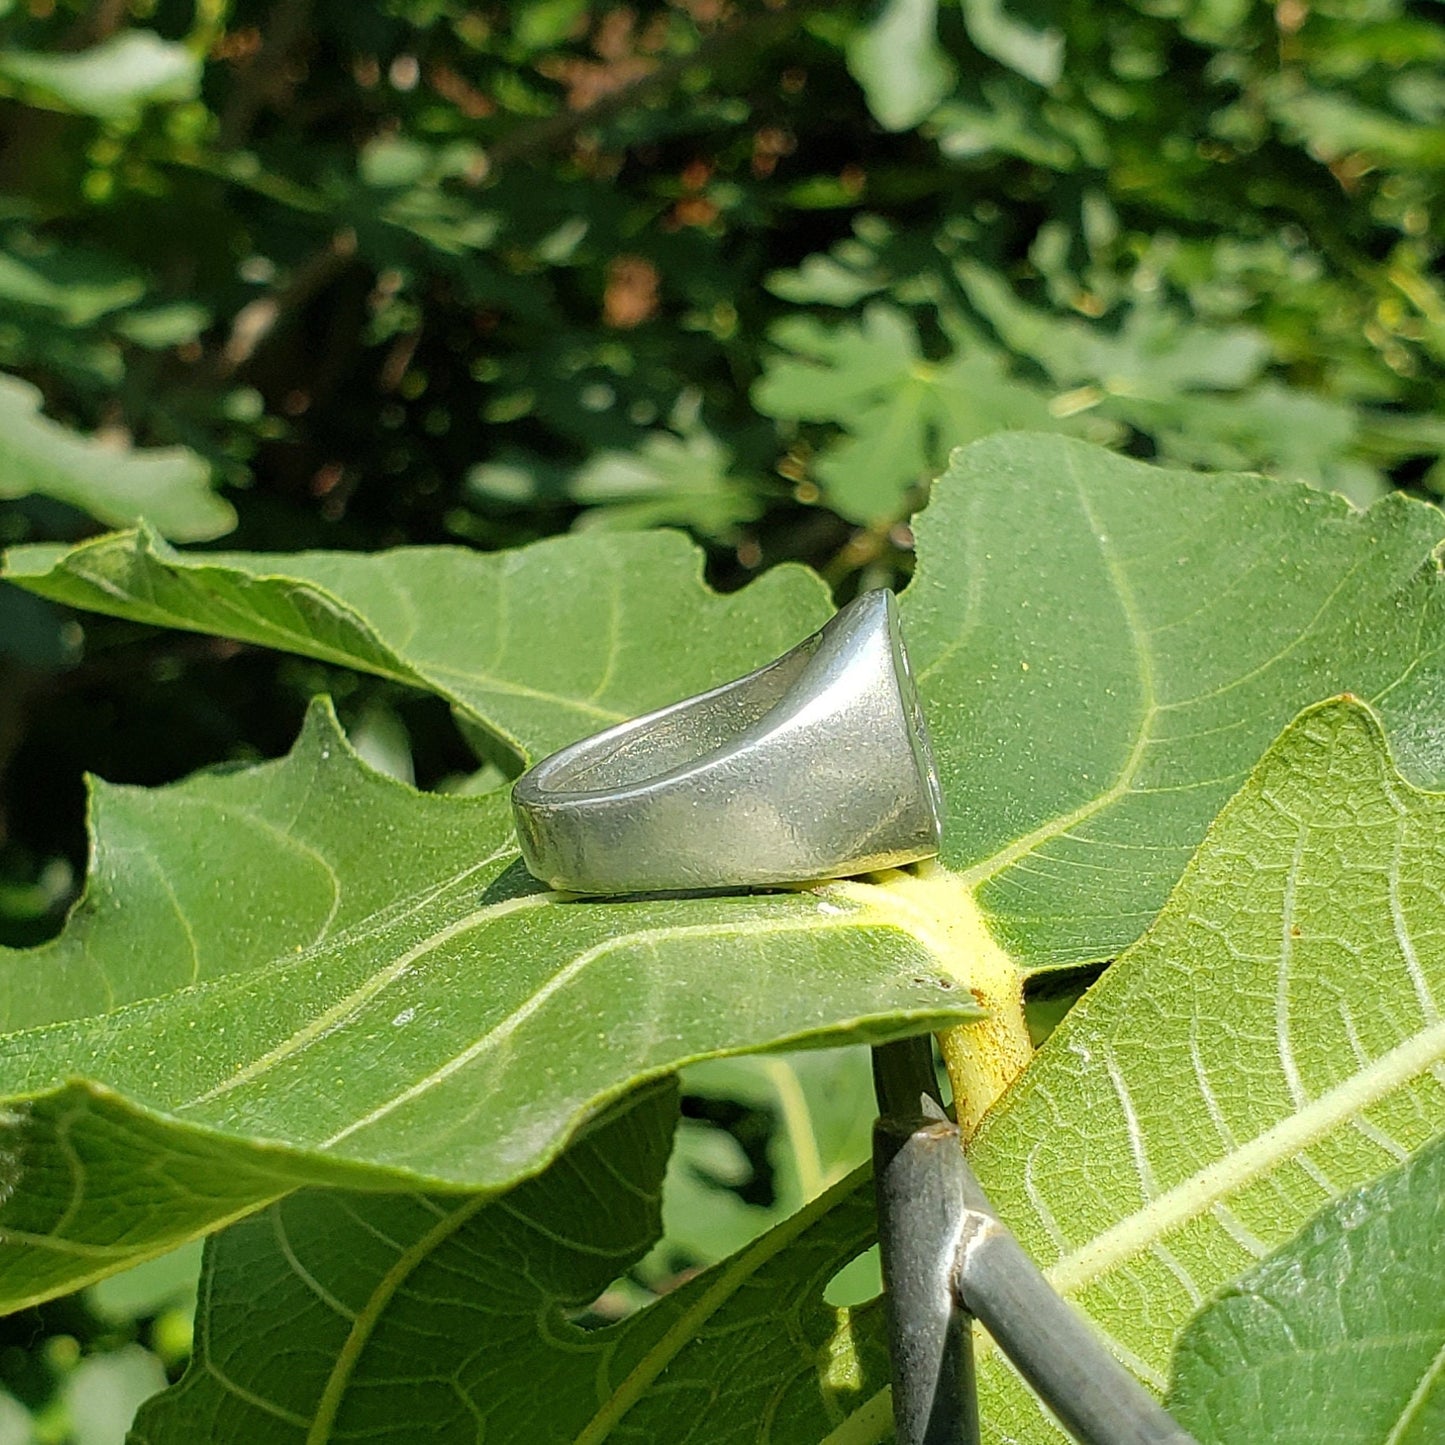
16,437,1445,971
0,595,972,1309
1168,1132,1445,1444
7,440,1445,1436
133,697,1445,1441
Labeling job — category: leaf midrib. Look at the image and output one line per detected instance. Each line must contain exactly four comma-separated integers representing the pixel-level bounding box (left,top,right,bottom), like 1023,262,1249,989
315,910,959,1156
1047,1015,1445,1296
38,544,631,747
305,1194,489,1445
572,1167,871,1445
67,550,424,689
938,453,1389,902
185,885,554,1110
1383,1335,1445,1445
7,882,980,1188
945,452,1162,894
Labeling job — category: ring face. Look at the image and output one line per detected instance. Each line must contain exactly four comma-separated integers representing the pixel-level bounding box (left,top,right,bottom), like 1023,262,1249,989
510,589,944,895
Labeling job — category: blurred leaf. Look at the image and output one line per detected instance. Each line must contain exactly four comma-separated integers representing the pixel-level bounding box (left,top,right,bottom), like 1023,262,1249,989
0,376,232,542
0,32,199,118
653,1049,876,1270
948,260,1399,499
754,303,1063,521
345,700,415,785
687,1052,876,1206
64,1345,167,1445
958,261,1270,396
0,1393,28,1444
469,400,765,538
765,217,942,309
1133,382,1388,508
0,239,144,326
514,0,591,51
569,410,765,537
766,255,885,308
112,304,208,350
847,0,954,132
957,0,1064,87
358,135,438,190
934,78,1077,164
651,1118,768,1267
87,1242,201,1325
1265,80,1445,170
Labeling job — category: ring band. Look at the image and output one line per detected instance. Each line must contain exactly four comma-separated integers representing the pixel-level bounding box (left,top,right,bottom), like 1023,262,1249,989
510,589,944,895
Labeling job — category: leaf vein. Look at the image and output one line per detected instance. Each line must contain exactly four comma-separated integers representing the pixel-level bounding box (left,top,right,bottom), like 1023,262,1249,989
1047,1017,1445,1297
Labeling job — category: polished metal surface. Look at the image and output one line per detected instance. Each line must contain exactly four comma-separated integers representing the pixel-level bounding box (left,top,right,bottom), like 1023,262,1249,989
510,589,944,894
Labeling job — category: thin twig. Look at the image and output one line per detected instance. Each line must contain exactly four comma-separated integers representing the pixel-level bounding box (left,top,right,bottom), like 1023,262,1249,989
951,1168,1198,1445
217,228,357,375
219,0,316,148
873,1038,980,1445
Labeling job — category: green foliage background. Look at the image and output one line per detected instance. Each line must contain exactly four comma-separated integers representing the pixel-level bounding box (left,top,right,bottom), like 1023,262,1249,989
0,0,1441,1438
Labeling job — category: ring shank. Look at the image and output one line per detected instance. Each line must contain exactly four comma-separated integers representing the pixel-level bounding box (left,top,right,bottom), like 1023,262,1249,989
511,591,943,894
540,633,818,794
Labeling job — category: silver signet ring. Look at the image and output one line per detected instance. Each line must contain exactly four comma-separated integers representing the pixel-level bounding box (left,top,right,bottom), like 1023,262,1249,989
510,589,944,895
